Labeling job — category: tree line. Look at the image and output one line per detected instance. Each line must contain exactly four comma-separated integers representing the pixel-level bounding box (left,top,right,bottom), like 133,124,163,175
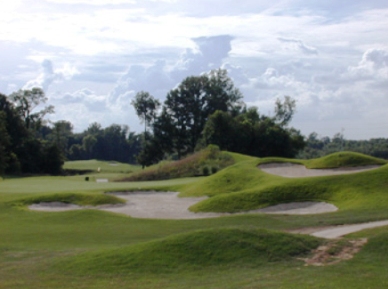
298,132,388,159
4,68,385,175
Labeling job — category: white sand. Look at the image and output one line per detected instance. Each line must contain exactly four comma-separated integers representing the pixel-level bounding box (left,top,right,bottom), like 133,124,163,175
259,163,379,178
29,192,337,218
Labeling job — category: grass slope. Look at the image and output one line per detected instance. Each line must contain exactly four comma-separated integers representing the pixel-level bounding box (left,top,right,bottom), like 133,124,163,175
183,152,388,215
58,228,321,275
305,151,387,169
1,151,388,288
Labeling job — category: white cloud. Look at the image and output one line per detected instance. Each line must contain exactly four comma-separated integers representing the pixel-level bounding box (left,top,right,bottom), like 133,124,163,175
45,0,136,5
346,48,388,81
23,59,79,91
278,37,318,55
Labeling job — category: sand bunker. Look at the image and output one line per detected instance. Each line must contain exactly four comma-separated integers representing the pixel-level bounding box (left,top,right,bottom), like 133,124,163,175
29,192,337,219
29,202,82,211
259,163,379,178
253,201,338,215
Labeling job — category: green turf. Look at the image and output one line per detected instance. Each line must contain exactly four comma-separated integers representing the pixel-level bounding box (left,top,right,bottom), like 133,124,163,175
56,228,321,275
64,159,141,174
305,151,387,168
1,151,388,288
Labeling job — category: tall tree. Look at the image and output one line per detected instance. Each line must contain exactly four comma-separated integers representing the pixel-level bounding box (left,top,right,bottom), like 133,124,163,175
274,95,296,127
8,88,54,130
131,91,160,135
158,69,244,158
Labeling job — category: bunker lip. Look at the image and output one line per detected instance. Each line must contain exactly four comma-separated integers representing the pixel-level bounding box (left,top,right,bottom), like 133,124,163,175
259,163,380,178
28,191,337,218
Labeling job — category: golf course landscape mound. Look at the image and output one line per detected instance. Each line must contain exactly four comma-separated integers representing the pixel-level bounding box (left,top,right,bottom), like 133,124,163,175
2,150,388,288
58,228,321,274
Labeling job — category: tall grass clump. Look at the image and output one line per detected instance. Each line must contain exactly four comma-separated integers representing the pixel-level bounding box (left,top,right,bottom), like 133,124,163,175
119,145,234,181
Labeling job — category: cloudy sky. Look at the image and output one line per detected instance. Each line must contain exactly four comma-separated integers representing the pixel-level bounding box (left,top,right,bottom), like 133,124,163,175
1,0,388,139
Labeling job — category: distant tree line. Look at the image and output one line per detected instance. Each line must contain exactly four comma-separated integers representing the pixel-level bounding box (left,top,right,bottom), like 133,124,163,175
0,89,143,175
6,68,384,175
298,132,388,159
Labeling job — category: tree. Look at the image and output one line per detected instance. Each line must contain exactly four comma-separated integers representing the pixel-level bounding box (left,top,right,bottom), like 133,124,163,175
131,91,160,135
8,88,54,130
0,111,10,173
157,69,244,158
274,96,296,126
201,104,305,158
49,120,73,157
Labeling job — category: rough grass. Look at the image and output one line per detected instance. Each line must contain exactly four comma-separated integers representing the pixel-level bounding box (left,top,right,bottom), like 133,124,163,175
120,145,235,181
57,228,321,275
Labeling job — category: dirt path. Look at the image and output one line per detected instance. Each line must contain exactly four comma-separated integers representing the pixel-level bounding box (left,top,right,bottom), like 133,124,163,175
309,220,388,239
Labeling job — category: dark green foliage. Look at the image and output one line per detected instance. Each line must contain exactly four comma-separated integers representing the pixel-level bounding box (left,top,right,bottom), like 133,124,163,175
8,88,54,130
67,123,142,164
153,69,243,159
59,228,321,274
202,109,305,158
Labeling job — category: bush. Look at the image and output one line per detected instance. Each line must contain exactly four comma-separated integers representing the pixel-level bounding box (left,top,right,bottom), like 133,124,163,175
202,166,209,176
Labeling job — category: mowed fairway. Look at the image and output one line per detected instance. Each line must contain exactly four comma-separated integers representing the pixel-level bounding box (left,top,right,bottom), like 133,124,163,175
1,152,388,288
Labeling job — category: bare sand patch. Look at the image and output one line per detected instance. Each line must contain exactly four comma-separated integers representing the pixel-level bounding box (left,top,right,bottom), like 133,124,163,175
28,193,388,238
259,163,379,178
98,192,225,219
29,192,337,218
252,201,338,215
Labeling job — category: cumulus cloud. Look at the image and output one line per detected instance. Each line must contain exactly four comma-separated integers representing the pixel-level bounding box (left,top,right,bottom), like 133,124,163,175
23,59,79,91
278,37,318,55
346,48,388,81
108,35,234,105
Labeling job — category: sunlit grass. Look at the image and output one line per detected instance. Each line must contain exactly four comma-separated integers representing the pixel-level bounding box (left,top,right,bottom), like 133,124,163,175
0,151,388,288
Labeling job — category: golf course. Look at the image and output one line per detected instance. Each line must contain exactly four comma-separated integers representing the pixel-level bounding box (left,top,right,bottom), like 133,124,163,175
1,149,388,288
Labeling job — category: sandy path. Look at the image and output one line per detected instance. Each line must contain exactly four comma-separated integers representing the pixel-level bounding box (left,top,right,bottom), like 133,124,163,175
310,220,388,239
259,163,379,178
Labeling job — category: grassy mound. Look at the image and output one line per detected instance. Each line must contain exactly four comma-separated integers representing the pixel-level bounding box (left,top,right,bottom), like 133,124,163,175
120,145,235,181
180,151,388,214
14,193,125,207
190,183,330,213
305,151,386,169
58,228,321,274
